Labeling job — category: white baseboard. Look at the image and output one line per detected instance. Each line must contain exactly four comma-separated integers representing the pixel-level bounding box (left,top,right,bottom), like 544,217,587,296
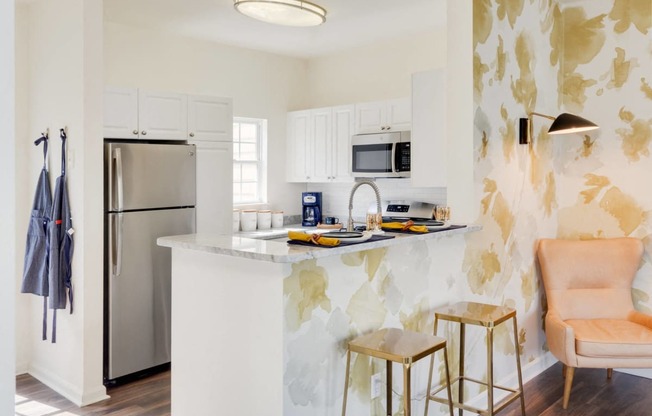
15,361,29,376
28,364,109,407
614,368,652,380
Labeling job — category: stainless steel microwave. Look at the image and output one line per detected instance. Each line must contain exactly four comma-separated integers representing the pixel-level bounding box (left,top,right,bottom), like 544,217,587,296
351,131,411,178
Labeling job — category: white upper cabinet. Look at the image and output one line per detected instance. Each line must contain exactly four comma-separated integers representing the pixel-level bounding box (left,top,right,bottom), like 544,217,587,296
138,90,188,141
354,97,411,134
104,86,139,139
105,87,231,142
286,105,354,183
330,105,354,182
286,110,311,182
187,95,233,142
310,108,333,183
411,69,447,187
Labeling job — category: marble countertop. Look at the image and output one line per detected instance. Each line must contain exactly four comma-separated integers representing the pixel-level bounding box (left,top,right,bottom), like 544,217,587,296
157,224,481,263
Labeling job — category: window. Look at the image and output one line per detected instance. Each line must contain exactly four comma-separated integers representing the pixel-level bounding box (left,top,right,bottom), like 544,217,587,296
233,117,267,204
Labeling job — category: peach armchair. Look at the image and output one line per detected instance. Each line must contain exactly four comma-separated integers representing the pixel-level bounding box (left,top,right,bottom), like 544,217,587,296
537,238,652,409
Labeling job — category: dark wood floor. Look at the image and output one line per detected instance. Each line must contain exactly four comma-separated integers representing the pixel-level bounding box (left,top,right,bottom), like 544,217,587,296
501,362,652,416
14,362,652,415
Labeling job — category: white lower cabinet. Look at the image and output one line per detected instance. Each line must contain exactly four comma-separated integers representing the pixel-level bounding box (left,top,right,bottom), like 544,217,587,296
192,141,233,234
286,106,354,183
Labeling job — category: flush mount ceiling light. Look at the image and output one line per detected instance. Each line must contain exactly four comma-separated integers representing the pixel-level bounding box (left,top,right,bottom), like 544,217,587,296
233,0,327,27
519,112,599,145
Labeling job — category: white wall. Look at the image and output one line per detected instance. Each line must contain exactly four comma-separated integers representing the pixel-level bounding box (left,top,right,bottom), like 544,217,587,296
16,0,107,406
0,0,16,413
445,0,474,222
305,29,446,108
104,22,308,215
15,2,31,377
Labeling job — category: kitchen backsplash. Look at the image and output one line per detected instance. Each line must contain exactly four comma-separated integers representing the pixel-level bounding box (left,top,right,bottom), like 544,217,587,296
308,178,446,221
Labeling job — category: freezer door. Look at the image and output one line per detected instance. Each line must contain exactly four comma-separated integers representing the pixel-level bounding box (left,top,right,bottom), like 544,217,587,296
107,208,195,380
106,142,196,211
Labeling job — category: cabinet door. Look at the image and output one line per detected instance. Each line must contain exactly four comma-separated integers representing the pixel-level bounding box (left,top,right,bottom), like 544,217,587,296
192,141,233,234
354,101,385,134
331,105,354,182
104,86,139,139
385,97,412,131
138,90,188,141
188,95,232,142
286,111,311,182
411,69,447,187
310,108,332,182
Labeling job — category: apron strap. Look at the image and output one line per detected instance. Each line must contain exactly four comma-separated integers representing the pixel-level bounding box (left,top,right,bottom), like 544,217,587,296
59,129,67,176
34,133,49,170
52,309,57,344
42,297,47,341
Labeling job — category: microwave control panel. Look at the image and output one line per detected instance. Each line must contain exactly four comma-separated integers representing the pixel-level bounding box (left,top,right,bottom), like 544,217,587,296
396,142,411,172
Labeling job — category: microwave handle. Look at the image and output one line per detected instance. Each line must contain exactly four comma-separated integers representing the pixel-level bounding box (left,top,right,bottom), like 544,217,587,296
391,143,398,174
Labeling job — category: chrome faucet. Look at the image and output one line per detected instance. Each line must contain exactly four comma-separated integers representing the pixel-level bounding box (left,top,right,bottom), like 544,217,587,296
347,180,382,232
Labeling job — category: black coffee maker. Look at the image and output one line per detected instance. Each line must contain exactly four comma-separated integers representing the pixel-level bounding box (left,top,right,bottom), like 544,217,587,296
302,192,322,226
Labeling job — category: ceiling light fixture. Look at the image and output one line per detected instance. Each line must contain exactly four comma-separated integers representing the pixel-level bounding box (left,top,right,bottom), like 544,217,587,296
518,112,599,145
233,0,327,27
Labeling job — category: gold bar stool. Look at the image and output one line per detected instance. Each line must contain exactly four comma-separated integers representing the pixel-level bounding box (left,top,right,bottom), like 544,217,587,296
342,328,454,416
424,302,526,416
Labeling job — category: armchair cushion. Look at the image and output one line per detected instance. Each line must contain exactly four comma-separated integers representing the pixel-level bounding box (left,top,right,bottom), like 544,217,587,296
568,319,652,358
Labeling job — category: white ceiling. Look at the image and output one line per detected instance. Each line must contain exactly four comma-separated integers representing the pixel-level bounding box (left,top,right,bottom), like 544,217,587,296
103,0,446,58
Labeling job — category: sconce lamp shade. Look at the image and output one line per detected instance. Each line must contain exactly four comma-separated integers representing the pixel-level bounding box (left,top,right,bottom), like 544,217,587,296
547,113,599,135
519,112,599,144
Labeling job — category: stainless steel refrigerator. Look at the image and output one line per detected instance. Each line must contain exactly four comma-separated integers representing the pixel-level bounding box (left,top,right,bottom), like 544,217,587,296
104,142,196,385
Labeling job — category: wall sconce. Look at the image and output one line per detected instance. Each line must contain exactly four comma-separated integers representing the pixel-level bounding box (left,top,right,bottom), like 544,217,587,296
519,112,599,145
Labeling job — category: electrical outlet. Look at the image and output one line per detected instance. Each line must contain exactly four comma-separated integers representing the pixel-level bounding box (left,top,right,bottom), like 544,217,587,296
371,373,382,399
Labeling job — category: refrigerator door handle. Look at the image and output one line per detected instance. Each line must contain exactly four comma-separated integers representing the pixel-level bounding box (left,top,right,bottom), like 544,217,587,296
114,147,124,211
111,213,124,277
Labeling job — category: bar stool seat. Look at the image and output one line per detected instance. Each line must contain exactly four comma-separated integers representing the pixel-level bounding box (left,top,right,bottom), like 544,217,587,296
425,302,526,416
342,328,454,416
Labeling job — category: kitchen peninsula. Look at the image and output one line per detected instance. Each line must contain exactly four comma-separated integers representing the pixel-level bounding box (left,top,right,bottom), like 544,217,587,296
158,225,479,416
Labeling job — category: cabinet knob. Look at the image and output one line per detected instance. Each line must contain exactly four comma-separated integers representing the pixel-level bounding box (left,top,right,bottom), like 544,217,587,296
132,129,139,135
141,130,147,135
386,126,391,130
189,132,195,138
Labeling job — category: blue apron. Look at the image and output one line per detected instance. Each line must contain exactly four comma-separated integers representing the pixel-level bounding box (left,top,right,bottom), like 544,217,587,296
21,134,52,340
47,129,74,343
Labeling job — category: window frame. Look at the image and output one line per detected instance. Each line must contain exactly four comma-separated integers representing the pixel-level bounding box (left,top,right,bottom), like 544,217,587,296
232,117,267,205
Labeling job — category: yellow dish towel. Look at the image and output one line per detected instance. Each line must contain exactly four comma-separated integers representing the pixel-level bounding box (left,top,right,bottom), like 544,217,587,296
288,231,341,247
382,221,429,233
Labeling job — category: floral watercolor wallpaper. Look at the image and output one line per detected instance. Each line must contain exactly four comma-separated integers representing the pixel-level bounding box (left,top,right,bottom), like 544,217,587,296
282,0,652,415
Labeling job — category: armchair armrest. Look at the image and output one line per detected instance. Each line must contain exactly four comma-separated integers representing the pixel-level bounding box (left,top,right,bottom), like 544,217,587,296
546,310,577,366
628,310,652,330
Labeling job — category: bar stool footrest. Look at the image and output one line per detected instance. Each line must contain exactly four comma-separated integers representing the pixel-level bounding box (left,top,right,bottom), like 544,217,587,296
426,375,524,416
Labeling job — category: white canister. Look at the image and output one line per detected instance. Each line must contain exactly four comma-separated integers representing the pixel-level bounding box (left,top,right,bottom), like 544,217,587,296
240,210,257,232
257,210,272,230
271,211,284,228
232,209,240,232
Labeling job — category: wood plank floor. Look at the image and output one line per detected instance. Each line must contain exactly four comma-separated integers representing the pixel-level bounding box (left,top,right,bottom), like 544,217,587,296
15,362,652,415
502,362,652,416
15,371,170,416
